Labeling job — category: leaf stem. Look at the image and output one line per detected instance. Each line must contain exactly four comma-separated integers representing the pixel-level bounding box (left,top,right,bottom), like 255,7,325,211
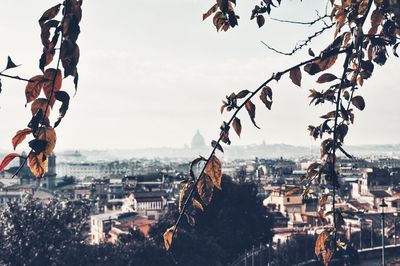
0,73,33,83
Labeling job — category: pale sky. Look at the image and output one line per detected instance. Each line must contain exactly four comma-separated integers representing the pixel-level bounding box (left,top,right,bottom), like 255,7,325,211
0,0,399,151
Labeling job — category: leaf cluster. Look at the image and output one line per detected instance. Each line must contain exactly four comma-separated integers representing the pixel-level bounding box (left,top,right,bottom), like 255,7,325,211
0,0,83,179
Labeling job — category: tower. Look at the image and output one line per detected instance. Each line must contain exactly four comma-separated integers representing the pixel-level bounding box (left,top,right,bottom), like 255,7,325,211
44,153,57,190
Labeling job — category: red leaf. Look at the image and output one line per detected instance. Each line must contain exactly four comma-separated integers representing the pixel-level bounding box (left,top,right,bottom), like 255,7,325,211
289,67,302,87
25,75,44,104
43,68,62,107
12,129,32,150
0,153,20,172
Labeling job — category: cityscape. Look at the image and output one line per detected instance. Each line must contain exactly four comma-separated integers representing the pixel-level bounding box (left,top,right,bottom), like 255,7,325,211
1,0,400,265
1,131,400,264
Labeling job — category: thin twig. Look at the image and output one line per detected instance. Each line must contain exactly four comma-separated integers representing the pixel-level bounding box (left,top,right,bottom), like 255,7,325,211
11,152,31,179
0,73,33,83
261,23,335,56
270,14,329,26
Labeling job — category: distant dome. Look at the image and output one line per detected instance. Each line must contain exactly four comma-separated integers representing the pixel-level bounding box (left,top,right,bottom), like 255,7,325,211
191,130,206,149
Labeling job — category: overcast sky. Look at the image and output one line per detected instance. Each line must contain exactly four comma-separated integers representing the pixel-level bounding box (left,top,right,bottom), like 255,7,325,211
0,0,399,151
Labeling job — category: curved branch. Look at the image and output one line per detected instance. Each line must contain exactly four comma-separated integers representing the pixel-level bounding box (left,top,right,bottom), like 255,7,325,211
169,47,349,251
330,0,374,242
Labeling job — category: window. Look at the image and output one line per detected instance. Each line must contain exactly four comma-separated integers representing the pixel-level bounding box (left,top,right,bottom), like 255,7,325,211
286,197,290,203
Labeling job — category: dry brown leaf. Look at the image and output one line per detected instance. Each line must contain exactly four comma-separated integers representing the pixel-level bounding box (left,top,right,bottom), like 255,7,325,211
31,98,51,118
37,127,57,157
205,155,222,190
28,152,47,178
163,226,175,251
25,75,44,104
197,174,214,205
289,67,302,87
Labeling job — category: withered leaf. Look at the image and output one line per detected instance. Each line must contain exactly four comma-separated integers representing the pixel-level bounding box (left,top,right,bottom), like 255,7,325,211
259,86,272,110
245,100,260,129
62,13,81,43
28,152,47,178
39,48,55,72
193,198,204,212
289,67,302,87
308,48,315,57
315,231,334,266
40,20,60,47
316,73,337,83
203,4,218,20
12,128,32,150
39,4,61,25
205,155,222,190
179,180,194,211
343,90,350,101
232,117,241,137
54,91,70,128
351,96,365,110
189,157,206,180
31,98,51,118
256,15,265,28
60,40,80,77
304,54,338,75
197,173,214,205
0,153,20,172
320,111,336,119
236,89,250,99
163,226,175,251
43,68,62,107
25,75,44,104
211,140,224,153
336,123,348,143
37,127,57,157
